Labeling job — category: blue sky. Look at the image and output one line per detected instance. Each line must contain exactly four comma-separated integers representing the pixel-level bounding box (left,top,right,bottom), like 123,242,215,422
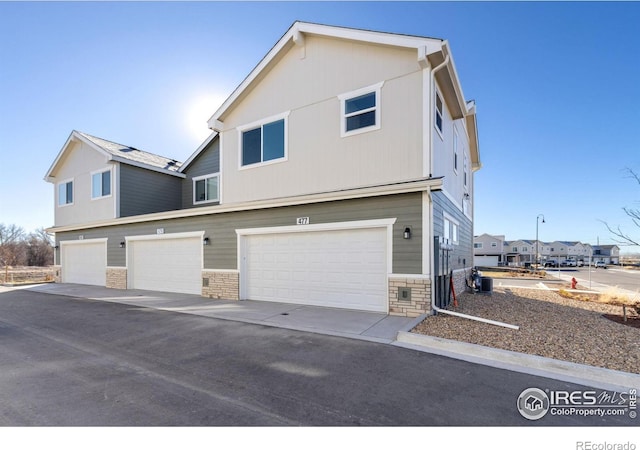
1,1,639,252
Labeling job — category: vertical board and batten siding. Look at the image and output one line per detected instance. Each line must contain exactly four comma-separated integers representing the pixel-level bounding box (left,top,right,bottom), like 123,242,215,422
181,138,220,209
55,192,423,275
432,191,472,271
119,165,182,217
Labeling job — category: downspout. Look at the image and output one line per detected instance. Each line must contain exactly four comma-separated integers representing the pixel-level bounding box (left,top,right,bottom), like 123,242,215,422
427,188,519,330
429,54,449,179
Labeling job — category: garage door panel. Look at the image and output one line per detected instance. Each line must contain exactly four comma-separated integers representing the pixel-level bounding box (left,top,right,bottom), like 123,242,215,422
61,241,107,286
244,227,388,312
129,236,202,295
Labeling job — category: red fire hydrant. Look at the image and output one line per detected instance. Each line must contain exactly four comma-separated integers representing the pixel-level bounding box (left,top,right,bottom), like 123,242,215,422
571,277,578,289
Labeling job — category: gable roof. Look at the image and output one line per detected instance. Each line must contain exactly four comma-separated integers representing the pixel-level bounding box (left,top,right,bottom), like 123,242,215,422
206,21,480,168
44,130,185,181
178,131,218,173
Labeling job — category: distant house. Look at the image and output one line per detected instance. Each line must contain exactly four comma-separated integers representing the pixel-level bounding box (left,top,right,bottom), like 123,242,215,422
473,234,505,266
504,240,536,266
592,245,620,264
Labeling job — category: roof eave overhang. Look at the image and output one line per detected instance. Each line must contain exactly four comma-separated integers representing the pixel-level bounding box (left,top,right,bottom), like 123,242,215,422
179,132,219,173
208,21,444,131
46,177,443,234
44,130,112,182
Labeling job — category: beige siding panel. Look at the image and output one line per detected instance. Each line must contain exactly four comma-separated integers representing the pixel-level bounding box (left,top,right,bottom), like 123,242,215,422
53,141,115,227
221,35,425,204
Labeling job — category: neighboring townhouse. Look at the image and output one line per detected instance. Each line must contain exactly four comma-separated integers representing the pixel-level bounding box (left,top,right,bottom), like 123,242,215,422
504,240,536,266
593,245,620,264
473,234,505,266
44,21,480,317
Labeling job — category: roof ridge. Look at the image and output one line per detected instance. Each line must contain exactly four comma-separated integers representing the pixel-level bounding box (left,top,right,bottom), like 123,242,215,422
76,130,182,164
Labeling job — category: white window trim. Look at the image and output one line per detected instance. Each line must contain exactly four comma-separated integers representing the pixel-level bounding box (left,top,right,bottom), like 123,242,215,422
192,172,220,205
90,167,113,201
443,213,460,245
453,128,459,174
57,178,74,207
434,88,444,140
474,242,483,249
237,111,290,170
338,81,384,138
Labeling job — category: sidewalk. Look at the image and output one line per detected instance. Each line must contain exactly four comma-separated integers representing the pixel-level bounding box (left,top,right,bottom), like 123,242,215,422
12,282,640,393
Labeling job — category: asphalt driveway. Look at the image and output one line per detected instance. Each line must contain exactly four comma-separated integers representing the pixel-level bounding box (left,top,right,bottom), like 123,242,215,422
0,288,636,426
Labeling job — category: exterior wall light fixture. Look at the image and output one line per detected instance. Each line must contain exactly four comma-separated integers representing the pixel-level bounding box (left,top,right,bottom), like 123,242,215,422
119,241,126,248
403,227,412,240
203,237,210,246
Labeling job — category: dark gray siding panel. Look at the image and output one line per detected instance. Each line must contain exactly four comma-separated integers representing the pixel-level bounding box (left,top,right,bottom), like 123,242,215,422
432,191,473,271
181,138,220,209
119,165,181,217
55,192,423,274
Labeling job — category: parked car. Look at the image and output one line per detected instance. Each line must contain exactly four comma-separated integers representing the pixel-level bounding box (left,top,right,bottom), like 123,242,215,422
544,260,558,268
561,259,577,267
577,260,585,267
594,261,607,269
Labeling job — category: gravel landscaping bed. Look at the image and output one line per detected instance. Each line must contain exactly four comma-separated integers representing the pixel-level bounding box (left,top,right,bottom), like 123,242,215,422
412,286,640,374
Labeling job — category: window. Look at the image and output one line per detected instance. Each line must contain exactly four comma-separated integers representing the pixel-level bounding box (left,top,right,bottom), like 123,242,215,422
58,180,73,206
513,247,518,252
474,243,482,249
491,242,498,248
91,169,111,199
339,82,383,137
453,129,459,173
463,154,469,189
435,91,444,135
239,113,288,167
193,173,219,204
443,215,459,245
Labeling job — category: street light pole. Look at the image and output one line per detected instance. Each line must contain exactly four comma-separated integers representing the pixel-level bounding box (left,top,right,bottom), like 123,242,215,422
536,214,545,270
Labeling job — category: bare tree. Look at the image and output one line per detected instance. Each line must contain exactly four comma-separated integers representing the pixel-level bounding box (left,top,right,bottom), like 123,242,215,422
0,223,26,267
602,168,640,246
25,228,54,266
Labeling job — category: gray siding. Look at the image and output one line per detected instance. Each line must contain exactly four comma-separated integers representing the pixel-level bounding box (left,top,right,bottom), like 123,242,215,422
119,165,182,217
181,138,220,209
432,191,473,271
55,192,423,274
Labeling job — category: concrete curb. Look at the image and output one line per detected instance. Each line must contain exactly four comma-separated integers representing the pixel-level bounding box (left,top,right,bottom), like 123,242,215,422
394,332,640,392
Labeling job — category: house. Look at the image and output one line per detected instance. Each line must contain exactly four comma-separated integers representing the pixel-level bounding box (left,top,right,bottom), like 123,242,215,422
592,245,620,264
473,234,505,266
44,21,480,317
504,240,536,266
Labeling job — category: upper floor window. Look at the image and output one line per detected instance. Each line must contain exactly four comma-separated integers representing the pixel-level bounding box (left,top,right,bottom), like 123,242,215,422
193,173,219,204
91,169,111,199
435,91,444,135
453,129,459,173
58,180,73,206
239,112,288,168
491,242,497,248
339,82,383,137
474,243,482,249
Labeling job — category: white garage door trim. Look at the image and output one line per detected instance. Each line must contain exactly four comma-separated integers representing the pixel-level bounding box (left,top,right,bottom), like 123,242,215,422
237,218,396,312
126,231,204,295
60,238,108,286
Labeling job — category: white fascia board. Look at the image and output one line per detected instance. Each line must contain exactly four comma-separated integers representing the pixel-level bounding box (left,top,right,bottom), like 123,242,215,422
207,21,444,129
44,130,112,182
46,177,444,234
179,132,219,173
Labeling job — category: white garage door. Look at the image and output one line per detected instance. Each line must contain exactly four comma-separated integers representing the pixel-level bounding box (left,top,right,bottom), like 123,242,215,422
128,233,203,295
61,239,107,286
475,256,499,267
243,227,388,312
